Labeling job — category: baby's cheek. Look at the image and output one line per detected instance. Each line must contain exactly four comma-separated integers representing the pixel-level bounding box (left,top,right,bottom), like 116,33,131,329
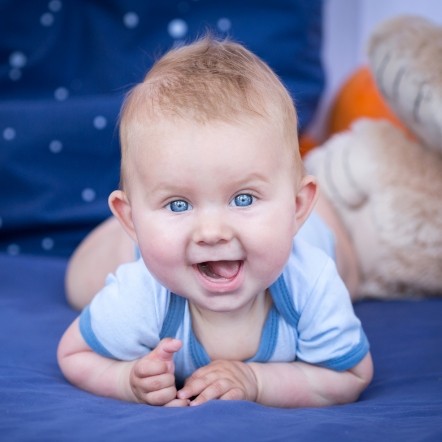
253,230,293,275
140,240,186,285
142,243,176,270
138,226,180,260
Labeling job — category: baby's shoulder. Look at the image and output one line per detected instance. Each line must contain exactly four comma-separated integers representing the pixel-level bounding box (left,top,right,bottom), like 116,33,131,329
282,238,346,307
97,258,170,314
288,238,334,279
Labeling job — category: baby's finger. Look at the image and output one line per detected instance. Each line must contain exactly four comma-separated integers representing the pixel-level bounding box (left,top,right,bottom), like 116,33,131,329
183,377,231,406
177,364,222,399
165,398,190,407
133,375,177,406
189,384,226,406
177,373,211,401
191,383,247,406
147,338,182,374
144,385,179,406
148,338,182,363
133,358,169,378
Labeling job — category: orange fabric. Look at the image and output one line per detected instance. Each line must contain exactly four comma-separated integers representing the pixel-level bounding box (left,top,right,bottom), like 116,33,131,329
327,66,407,136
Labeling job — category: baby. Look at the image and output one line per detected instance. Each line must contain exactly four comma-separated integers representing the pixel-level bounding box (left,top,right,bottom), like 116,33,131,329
58,37,373,408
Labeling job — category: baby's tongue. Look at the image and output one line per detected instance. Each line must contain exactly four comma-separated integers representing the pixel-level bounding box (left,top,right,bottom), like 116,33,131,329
201,260,241,279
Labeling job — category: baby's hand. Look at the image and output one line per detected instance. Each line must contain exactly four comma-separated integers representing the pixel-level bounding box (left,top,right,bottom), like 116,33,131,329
177,360,258,406
130,338,187,406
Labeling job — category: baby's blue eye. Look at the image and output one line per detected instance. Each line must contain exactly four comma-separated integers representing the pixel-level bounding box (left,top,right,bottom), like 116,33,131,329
168,200,192,212
232,194,254,207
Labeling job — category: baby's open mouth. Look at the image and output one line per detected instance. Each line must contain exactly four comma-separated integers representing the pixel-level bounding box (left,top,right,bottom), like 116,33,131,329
197,260,242,280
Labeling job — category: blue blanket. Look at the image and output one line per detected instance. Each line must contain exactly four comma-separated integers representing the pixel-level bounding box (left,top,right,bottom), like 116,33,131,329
1,253,441,441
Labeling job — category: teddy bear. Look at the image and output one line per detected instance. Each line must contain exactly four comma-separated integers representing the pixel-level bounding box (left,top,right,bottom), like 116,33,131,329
304,15,442,300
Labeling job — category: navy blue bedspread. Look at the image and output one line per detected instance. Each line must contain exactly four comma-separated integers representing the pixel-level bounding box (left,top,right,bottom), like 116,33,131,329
1,253,441,441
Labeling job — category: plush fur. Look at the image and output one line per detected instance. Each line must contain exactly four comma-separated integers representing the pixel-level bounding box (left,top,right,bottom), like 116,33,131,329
305,16,442,299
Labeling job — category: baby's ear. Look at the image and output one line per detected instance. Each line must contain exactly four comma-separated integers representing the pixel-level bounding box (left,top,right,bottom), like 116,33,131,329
108,190,138,243
293,175,318,234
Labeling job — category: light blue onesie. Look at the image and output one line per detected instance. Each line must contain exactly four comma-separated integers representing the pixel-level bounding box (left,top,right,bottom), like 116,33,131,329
80,212,369,385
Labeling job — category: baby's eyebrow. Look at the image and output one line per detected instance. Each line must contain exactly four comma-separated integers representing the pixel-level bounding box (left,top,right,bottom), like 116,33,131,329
229,173,270,188
152,172,269,190
148,182,192,196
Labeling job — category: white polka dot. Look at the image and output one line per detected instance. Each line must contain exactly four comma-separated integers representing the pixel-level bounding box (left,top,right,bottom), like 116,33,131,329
42,237,55,251
49,139,63,153
54,87,69,101
40,12,54,26
7,244,20,256
3,127,16,141
217,17,231,32
82,188,96,202
168,19,188,39
9,51,27,68
9,68,22,81
48,0,62,12
93,115,107,130
123,12,139,28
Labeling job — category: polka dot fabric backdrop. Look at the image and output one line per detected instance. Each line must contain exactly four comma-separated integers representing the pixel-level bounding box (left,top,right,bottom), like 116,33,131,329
0,0,324,257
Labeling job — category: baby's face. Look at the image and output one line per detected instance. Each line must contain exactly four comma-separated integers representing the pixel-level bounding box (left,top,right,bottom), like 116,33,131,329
125,118,302,315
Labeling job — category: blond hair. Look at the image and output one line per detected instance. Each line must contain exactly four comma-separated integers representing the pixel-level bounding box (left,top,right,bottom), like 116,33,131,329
119,37,302,188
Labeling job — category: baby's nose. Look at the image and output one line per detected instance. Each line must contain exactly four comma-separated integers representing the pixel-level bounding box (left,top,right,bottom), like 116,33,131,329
192,210,233,245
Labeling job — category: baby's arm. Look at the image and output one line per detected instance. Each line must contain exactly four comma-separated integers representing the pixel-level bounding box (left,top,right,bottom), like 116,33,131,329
178,353,373,408
57,319,187,406
250,353,373,407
